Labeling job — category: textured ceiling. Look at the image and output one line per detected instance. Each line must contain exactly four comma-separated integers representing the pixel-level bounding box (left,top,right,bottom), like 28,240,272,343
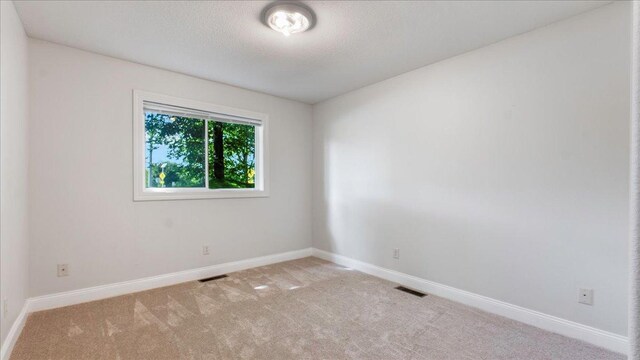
14,0,609,104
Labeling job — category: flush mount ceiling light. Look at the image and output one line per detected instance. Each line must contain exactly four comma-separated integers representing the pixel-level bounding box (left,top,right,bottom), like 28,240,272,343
263,2,315,37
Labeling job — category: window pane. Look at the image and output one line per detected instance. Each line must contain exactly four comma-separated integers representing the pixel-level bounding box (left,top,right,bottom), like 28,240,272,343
208,121,256,189
145,112,205,188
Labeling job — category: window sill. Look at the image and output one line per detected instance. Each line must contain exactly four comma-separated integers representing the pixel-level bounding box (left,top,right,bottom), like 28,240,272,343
133,188,269,201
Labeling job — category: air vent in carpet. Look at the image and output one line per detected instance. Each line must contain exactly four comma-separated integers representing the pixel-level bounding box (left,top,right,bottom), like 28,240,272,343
198,274,228,282
395,286,427,297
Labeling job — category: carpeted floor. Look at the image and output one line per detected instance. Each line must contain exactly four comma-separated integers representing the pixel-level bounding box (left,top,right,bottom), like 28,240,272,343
11,257,624,359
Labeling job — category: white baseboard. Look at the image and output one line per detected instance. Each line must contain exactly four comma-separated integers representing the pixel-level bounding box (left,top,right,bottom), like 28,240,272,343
5,247,627,357
1,248,311,359
311,248,628,355
1,302,28,360
28,248,312,313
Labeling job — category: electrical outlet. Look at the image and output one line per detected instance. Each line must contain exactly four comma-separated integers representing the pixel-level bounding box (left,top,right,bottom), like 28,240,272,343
203,246,210,255
393,248,400,259
3,298,8,317
578,288,594,305
57,264,69,277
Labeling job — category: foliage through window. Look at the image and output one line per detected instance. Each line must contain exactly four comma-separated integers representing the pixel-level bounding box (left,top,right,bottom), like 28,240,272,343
134,91,267,200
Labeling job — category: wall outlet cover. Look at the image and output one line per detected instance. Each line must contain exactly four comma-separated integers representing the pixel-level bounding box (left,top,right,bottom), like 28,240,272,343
57,264,69,277
578,288,594,305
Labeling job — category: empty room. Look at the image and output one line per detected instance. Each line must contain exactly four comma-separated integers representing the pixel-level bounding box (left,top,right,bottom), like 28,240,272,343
1,0,639,359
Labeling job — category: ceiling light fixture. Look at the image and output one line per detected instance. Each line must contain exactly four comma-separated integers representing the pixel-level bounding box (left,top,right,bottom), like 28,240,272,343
263,2,315,37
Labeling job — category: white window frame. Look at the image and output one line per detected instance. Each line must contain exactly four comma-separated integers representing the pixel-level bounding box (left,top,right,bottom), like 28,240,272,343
133,90,269,201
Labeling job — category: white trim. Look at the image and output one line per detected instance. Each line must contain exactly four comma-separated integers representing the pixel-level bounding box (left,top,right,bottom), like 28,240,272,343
28,248,311,313
142,101,264,126
132,90,270,201
6,247,626,357
311,248,629,355
0,302,28,360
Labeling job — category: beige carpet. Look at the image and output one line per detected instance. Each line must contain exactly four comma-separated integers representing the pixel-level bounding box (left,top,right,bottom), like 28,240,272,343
11,257,624,360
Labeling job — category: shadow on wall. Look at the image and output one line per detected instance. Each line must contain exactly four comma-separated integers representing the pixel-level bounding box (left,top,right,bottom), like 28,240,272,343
315,189,542,297
312,124,627,338
313,136,546,301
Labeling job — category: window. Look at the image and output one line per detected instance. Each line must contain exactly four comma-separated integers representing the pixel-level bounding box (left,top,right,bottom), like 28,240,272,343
133,90,268,200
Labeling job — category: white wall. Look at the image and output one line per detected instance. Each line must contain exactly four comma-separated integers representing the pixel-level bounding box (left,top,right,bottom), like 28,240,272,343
28,40,312,297
0,0,30,347
312,2,629,336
